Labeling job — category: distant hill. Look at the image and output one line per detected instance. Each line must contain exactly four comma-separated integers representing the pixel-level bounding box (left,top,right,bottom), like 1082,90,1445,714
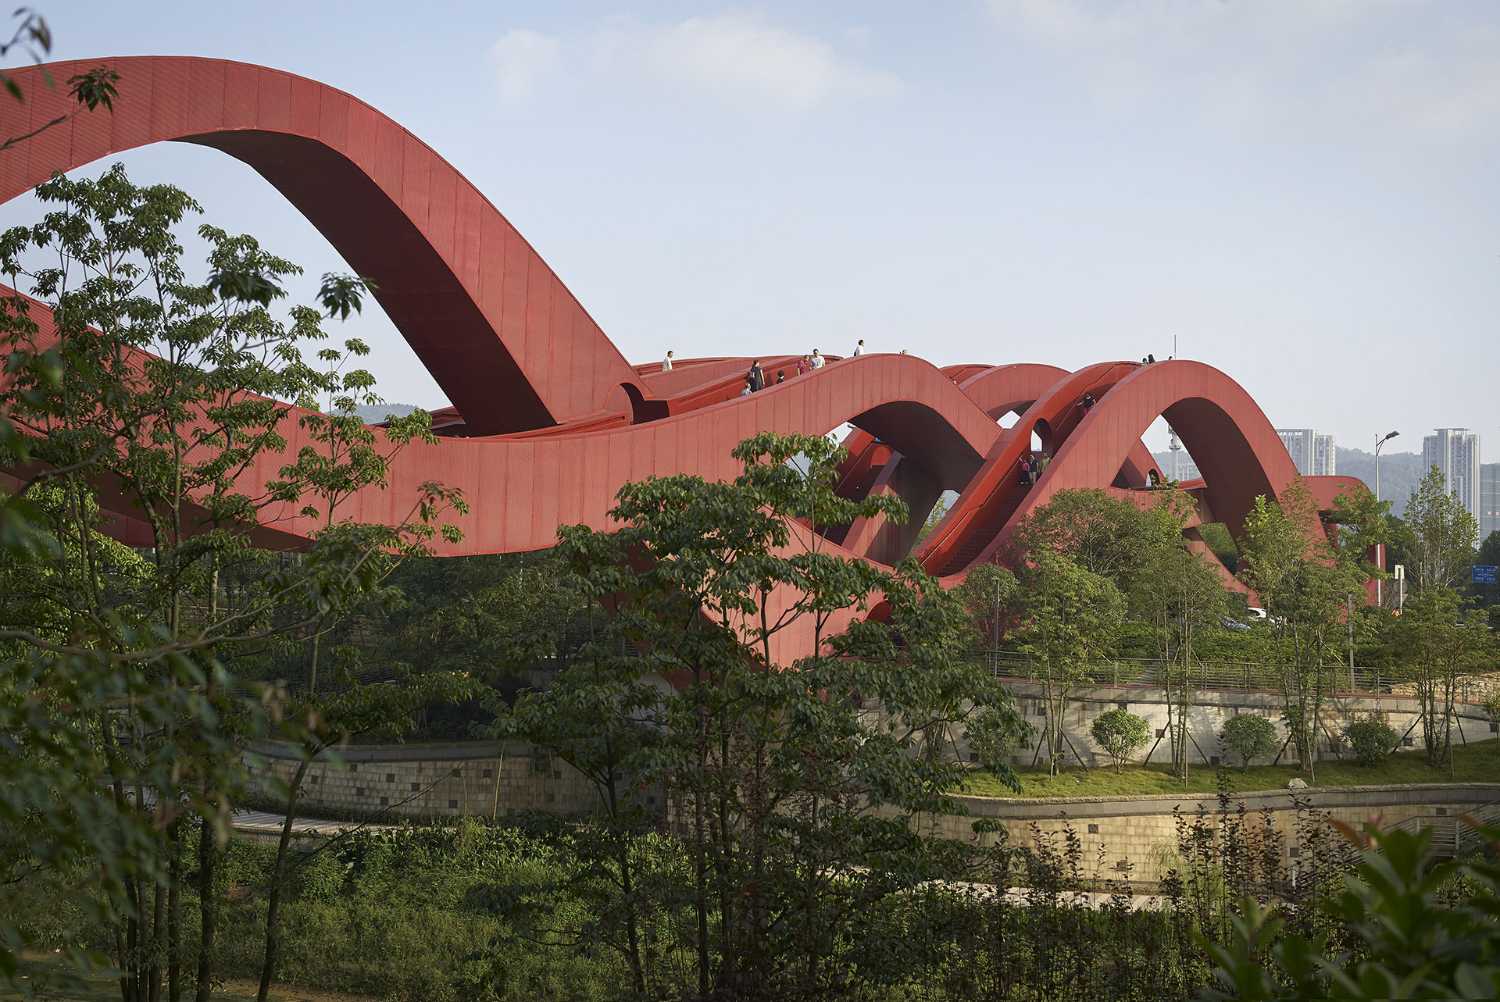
1335,448,1425,517
1150,447,1427,517
354,402,421,423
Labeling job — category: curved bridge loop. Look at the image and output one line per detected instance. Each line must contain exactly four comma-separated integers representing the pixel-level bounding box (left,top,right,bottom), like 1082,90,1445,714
916,361,1150,576
0,56,643,434
0,57,1372,660
973,359,1305,569
0,287,1000,558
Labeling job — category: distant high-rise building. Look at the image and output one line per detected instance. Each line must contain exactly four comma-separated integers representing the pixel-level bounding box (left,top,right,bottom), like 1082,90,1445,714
1422,429,1482,542
1481,463,1500,545
1276,428,1336,477
1314,434,1336,476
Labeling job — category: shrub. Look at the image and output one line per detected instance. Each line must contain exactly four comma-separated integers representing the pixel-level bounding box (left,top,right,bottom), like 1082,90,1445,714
1344,717,1399,766
1220,714,1278,771
1202,823,1500,1000
1090,708,1150,770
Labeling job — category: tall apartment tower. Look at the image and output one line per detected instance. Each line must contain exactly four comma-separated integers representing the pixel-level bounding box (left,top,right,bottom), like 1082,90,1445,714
1422,428,1482,542
1276,428,1335,476
1481,463,1500,544
1314,434,1336,476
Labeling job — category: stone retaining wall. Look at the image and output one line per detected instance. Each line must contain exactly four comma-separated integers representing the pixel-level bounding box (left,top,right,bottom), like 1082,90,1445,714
243,739,1500,889
914,783,1500,884
243,740,606,820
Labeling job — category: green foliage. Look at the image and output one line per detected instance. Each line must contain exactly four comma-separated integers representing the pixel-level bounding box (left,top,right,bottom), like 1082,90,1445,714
1405,466,1479,593
1384,587,1495,767
963,737,1500,797
500,430,1029,999
1344,717,1399,766
0,165,462,1000
1010,549,1125,773
954,560,1019,649
1238,482,1370,778
1197,522,1240,573
1220,714,1278,770
1201,824,1500,1000
1011,487,1185,596
1090,708,1150,770
1328,485,1393,576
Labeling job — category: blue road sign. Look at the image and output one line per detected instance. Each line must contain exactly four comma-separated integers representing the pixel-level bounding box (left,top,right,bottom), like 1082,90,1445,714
1474,565,1498,585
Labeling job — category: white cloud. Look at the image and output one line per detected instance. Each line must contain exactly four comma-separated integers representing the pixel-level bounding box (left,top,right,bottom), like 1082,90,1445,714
490,13,899,113
983,0,1500,148
490,28,560,104
629,11,900,110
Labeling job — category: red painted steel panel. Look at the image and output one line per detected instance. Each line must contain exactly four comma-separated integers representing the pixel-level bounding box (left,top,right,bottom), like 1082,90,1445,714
500,222,528,359
522,252,551,382
69,101,113,174
109,60,154,153
25,72,71,191
370,119,403,200
400,137,431,232
256,68,291,133
185,60,227,135
223,62,258,129
148,59,189,142
547,276,574,415
317,89,349,154
288,75,319,137
452,184,483,293
343,98,375,169
478,209,507,319
426,163,456,261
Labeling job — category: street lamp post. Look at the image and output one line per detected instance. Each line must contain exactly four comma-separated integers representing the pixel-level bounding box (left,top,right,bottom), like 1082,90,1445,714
1374,430,1398,606
1374,430,1399,503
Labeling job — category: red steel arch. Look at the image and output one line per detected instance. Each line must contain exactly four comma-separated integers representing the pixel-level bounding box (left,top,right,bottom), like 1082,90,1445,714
0,57,1369,661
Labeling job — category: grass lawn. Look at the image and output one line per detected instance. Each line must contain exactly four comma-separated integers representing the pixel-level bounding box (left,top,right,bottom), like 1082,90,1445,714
4,954,374,1002
960,736,1500,799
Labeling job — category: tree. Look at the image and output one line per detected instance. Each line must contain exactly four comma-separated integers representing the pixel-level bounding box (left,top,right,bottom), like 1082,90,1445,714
1010,549,1124,774
500,431,1029,1000
954,560,1019,654
1090,708,1149,770
1237,483,1366,779
1406,466,1478,594
1010,487,1183,595
1220,714,1277,771
1132,527,1228,783
0,10,118,558
1385,588,1494,769
0,166,461,1000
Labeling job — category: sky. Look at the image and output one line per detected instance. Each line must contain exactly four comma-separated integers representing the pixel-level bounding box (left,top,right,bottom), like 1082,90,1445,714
6,0,1499,457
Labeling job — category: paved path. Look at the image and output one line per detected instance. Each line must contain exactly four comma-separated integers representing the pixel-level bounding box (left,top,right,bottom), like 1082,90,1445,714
231,809,394,837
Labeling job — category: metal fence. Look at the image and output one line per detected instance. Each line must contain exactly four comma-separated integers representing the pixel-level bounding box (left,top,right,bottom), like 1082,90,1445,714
969,650,1494,702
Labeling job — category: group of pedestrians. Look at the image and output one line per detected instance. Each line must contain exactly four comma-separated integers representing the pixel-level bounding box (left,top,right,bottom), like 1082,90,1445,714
662,341,871,386
1017,450,1050,488
740,359,789,396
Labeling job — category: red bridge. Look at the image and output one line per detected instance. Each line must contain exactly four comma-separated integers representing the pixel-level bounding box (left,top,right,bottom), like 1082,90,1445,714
0,58,1367,657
